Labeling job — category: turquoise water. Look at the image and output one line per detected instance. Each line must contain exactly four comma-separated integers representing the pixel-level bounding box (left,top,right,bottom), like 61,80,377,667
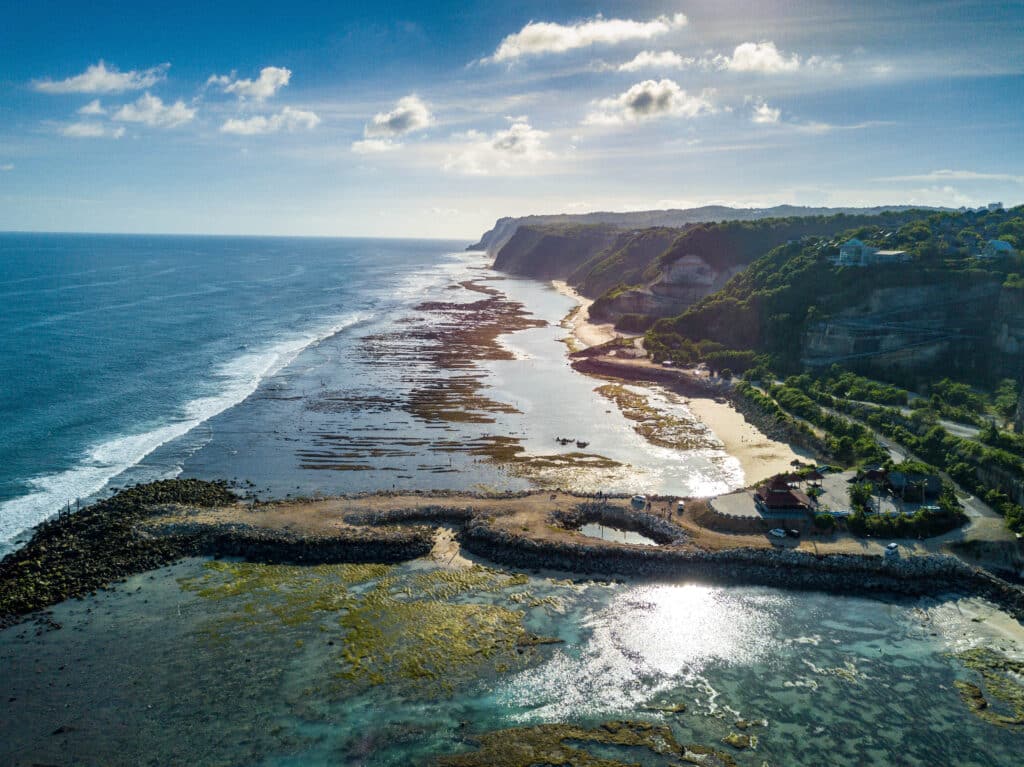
1,558,1020,766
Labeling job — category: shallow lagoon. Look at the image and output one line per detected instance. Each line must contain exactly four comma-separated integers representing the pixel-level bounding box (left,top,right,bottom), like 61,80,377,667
2,556,1021,766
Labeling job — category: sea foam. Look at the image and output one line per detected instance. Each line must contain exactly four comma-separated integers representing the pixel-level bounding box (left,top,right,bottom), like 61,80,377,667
0,312,368,549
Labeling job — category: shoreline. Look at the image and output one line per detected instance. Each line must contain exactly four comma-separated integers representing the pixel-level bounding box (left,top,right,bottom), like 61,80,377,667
550,279,810,486
3,480,1023,629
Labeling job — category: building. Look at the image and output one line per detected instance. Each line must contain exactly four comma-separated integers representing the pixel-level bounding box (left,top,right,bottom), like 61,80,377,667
834,238,909,267
886,471,942,501
989,202,1004,212
755,476,811,512
836,238,871,266
979,239,1017,259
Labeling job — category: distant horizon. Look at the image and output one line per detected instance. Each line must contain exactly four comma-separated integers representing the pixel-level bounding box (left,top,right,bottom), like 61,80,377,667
4,199,1019,242
2,1,1022,238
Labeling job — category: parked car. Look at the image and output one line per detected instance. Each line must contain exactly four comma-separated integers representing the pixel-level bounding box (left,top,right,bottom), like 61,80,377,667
631,495,646,507
787,529,801,538
769,528,787,539
885,542,900,558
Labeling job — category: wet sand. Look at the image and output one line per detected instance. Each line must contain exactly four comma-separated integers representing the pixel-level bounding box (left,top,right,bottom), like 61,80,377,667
551,279,808,487
551,280,623,348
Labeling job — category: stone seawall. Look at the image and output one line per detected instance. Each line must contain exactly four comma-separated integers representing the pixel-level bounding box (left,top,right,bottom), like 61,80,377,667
459,522,1024,621
553,503,687,544
139,521,434,565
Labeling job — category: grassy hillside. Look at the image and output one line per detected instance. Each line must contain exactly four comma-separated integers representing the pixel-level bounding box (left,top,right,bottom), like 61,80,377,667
647,205,1024,382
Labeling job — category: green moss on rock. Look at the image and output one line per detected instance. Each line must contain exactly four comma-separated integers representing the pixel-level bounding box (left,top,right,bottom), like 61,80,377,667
954,648,1024,727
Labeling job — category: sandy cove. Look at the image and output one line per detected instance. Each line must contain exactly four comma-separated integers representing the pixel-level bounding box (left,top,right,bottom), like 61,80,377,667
550,279,808,486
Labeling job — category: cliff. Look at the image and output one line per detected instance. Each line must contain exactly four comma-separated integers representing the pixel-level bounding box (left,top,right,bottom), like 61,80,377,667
470,204,933,257
491,223,621,280
493,210,937,330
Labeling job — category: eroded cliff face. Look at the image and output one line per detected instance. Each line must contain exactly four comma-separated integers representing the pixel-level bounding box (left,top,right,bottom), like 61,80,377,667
589,255,744,324
491,225,621,280
802,280,1024,383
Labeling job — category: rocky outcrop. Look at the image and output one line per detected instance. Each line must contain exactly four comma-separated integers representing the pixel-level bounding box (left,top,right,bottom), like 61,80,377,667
802,278,1004,375
590,256,746,325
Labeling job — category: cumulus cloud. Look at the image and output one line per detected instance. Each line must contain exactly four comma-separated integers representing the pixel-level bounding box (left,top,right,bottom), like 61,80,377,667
618,50,687,72
363,95,433,138
35,61,169,94
113,93,196,128
444,117,552,175
489,13,687,62
220,106,320,135
724,41,800,73
61,122,126,139
751,102,781,124
704,42,841,74
585,79,715,125
77,99,106,115
208,66,292,101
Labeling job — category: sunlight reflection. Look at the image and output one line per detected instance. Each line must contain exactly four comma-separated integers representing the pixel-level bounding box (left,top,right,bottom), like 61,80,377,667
500,583,784,721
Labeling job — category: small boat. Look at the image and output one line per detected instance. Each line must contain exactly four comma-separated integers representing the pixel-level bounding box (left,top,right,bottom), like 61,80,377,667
576,440,589,448
556,437,575,445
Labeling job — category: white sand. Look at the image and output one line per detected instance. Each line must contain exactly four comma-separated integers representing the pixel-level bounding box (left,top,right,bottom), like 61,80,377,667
686,396,811,486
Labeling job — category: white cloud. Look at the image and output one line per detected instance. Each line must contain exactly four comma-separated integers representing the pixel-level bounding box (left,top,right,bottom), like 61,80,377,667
697,42,841,75
61,122,126,139
489,13,687,62
220,106,320,135
35,61,169,94
0,163,13,171
113,93,196,128
351,138,400,154
723,41,801,73
584,79,715,125
877,169,1024,184
364,95,433,138
751,102,781,124
793,119,888,134
618,50,687,72
77,99,106,116
208,66,292,101
444,117,552,175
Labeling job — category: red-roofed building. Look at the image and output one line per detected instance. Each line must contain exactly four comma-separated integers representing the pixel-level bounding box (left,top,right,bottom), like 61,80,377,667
755,476,811,511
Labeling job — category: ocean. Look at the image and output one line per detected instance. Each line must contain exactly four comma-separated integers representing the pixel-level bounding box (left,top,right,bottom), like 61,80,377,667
0,232,744,554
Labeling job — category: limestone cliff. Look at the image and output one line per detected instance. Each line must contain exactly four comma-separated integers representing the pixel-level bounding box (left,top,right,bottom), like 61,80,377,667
470,204,931,257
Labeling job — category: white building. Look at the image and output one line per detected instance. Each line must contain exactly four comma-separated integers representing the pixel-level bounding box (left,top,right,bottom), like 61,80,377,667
979,239,1017,259
834,238,910,267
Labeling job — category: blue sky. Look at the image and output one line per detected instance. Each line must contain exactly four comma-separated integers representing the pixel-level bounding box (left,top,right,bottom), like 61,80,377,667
1,1,1022,238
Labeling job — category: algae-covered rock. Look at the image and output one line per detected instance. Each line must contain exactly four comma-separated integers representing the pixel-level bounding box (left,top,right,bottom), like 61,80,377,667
642,700,687,714
437,720,691,767
179,560,555,696
953,648,1024,727
681,743,739,766
722,732,756,750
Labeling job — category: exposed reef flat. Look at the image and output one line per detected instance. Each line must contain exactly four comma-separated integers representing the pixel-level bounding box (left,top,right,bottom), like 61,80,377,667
4,480,1024,629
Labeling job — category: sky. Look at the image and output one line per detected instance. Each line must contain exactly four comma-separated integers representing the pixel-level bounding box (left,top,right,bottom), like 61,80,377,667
1,0,1022,239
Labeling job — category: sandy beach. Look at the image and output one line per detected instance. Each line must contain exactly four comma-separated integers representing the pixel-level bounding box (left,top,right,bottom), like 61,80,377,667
551,280,622,348
552,279,809,487
686,396,810,486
